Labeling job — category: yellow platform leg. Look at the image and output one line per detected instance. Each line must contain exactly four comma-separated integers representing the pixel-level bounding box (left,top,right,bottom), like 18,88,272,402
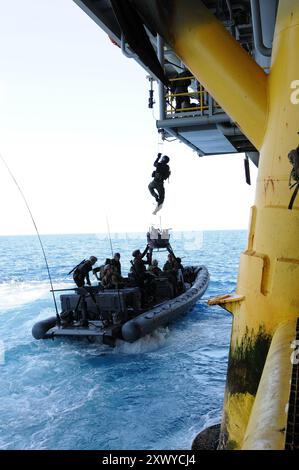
217,0,299,449
133,0,299,449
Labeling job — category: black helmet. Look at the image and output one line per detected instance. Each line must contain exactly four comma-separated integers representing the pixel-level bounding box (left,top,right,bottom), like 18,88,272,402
132,249,140,258
162,155,169,163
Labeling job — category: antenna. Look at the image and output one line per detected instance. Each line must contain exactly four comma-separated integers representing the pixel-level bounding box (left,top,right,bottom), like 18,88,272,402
0,153,60,322
105,214,114,258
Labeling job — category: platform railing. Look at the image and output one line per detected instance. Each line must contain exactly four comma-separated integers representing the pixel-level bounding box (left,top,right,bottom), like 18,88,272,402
166,75,220,116
166,68,269,117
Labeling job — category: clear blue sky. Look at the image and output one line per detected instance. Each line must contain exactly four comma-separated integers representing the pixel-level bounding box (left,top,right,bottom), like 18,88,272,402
0,0,257,235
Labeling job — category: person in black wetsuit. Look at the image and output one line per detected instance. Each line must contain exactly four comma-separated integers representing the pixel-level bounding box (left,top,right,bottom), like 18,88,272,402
163,253,179,297
131,249,148,279
131,248,156,306
148,259,162,277
148,153,171,214
72,256,97,287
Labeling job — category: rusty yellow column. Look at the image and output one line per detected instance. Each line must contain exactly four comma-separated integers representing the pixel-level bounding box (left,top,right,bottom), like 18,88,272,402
217,0,299,448
133,0,299,449
220,0,299,449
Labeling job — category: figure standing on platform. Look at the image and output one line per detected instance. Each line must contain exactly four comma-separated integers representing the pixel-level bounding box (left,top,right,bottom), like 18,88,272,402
148,153,171,215
172,69,191,112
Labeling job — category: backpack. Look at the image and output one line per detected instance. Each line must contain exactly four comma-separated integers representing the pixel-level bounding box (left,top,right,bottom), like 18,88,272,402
155,163,170,181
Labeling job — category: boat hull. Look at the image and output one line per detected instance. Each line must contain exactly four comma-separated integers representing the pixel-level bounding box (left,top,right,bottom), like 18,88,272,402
32,266,209,345
122,266,209,341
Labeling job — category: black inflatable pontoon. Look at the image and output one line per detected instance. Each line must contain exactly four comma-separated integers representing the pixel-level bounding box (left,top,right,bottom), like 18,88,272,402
32,230,209,346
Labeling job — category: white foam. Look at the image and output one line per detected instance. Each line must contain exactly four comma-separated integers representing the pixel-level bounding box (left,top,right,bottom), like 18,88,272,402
22,307,57,332
0,281,71,312
200,409,222,431
115,327,170,355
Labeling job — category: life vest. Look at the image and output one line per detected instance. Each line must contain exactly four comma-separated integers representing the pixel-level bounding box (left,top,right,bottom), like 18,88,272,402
153,163,170,181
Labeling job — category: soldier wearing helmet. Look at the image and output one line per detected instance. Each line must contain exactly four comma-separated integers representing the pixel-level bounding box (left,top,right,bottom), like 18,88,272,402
148,259,162,277
131,249,148,278
112,252,121,276
131,247,156,306
72,256,98,287
148,153,171,214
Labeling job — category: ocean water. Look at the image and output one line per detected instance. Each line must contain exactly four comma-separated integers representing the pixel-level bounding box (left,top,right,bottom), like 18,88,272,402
0,230,246,450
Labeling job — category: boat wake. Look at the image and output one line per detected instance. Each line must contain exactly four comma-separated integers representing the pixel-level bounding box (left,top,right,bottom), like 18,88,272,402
114,327,170,355
0,280,71,312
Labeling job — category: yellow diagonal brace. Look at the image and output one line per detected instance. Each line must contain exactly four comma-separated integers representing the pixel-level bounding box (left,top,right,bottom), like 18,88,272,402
168,0,268,150
133,0,268,149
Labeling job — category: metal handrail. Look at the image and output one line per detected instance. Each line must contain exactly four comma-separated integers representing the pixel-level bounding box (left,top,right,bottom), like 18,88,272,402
165,74,219,115
165,68,268,116
174,105,209,112
168,75,194,82
166,90,205,97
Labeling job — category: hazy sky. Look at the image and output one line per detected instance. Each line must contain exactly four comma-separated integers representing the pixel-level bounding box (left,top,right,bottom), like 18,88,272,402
0,0,258,235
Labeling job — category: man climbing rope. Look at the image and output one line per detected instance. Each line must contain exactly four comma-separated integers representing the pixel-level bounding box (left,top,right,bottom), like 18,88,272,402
148,153,171,215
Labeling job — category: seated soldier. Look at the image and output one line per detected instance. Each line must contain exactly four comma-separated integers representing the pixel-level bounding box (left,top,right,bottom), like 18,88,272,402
163,253,177,273
112,253,121,276
163,253,179,297
102,264,123,289
175,257,185,293
93,258,111,281
148,259,162,277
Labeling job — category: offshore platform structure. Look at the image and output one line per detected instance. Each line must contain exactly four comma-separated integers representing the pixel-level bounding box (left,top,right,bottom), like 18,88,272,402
74,0,298,450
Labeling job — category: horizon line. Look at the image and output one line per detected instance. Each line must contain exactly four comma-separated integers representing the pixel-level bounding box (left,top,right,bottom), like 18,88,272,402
0,228,248,237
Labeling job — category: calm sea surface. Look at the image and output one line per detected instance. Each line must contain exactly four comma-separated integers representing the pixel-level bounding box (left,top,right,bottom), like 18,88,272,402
0,230,247,449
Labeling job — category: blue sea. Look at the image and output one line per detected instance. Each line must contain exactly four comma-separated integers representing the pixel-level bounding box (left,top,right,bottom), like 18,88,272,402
0,230,246,450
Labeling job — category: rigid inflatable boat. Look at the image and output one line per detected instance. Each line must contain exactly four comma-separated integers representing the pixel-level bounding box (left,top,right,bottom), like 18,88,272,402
32,230,209,346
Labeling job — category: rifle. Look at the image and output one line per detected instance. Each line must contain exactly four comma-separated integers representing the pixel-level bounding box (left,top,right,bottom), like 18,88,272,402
67,259,86,276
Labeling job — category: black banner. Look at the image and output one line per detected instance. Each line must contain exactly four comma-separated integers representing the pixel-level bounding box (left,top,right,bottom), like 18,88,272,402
0,450,296,467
